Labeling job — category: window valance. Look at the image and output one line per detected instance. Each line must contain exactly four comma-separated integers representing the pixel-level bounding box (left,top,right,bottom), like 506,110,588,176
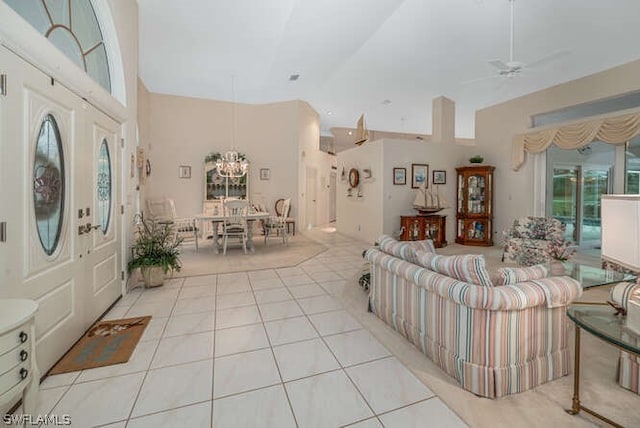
512,108,640,170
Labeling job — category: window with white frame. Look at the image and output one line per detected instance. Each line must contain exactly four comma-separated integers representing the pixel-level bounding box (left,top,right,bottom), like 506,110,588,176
6,0,111,92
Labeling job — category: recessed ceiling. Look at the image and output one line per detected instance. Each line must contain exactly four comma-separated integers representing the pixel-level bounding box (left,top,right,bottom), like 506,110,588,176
138,0,640,142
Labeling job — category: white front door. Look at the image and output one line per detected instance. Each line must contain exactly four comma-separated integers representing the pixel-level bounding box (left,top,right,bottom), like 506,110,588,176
0,46,122,373
84,106,122,324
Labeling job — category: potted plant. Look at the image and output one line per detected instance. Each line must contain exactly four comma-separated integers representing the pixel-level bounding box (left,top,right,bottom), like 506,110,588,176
127,215,182,287
469,155,484,164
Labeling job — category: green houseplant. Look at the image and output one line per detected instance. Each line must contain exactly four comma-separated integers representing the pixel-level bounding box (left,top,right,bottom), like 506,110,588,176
127,215,182,287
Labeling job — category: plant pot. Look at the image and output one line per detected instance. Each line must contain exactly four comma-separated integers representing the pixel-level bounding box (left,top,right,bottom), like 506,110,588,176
141,266,165,287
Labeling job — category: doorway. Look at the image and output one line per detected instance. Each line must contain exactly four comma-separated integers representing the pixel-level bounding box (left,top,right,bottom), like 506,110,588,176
305,167,318,229
329,171,337,222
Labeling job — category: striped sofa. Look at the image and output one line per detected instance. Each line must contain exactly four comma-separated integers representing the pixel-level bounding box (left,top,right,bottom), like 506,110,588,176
610,282,640,394
364,238,582,398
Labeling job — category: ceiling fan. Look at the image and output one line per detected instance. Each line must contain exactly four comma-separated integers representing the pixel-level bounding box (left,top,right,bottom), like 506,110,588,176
465,0,568,83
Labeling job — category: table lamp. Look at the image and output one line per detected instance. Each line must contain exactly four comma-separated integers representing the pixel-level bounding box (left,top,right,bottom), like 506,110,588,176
601,195,640,333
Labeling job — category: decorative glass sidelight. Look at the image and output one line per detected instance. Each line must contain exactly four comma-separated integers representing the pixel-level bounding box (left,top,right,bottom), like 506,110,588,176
33,114,65,256
97,139,111,234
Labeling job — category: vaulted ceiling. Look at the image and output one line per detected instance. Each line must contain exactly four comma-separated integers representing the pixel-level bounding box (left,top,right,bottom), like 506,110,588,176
138,0,640,148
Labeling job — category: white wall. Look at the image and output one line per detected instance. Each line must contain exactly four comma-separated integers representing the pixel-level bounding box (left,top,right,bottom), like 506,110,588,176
475,59,640,240
141,95,313,223
336,138,476,244
381,139,472,242
336,140,384,243
298,102,336,229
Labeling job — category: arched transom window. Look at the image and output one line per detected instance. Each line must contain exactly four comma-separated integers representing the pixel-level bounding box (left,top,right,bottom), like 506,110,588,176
6,0,111,92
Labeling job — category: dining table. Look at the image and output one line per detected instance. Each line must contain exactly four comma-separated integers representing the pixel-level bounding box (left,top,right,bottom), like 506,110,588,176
195,211,271,254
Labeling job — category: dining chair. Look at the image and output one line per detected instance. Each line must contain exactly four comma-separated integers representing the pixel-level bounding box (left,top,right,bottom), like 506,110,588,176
146,198,199,251
222,199,249,255
274,198,296,235
264,198,290,246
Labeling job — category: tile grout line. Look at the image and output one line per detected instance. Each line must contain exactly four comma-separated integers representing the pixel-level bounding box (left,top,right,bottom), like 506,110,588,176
123,277,183,426
301,293,380,424
210,272,219,428
250,270,301,428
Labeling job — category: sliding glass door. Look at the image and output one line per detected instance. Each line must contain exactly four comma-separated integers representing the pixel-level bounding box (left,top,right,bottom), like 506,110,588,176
550,166,578,242
549,165,610,247
547,142,614,248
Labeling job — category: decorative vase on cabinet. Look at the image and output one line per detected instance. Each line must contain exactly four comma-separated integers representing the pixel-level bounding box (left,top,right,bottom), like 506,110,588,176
455,165,494,246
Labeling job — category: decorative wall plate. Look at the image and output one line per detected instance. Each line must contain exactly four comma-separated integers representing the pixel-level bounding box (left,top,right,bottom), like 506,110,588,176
348,168,360,188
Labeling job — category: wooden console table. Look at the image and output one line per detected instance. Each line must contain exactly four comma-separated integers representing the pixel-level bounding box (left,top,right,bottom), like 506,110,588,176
399,215,447,248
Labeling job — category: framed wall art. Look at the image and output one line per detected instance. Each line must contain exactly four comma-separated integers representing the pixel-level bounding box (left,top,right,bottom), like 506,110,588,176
393,168,406,185
433,170,446,185
411,164,428,189
178,165,191,179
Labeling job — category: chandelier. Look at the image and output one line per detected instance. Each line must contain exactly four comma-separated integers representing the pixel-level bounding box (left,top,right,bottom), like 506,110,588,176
216,75,249,178
215,151,248,178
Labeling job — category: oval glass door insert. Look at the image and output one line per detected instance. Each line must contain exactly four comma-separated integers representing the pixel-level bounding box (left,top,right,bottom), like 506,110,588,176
33,114,65,255
97,139,112,234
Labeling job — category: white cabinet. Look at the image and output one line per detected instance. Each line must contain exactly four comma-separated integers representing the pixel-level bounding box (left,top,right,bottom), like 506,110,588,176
0,299,39,415
202,162,250,238
203,161,249,203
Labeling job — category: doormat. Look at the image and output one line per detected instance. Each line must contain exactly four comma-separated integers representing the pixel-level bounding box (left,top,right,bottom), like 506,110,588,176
49,316,151,375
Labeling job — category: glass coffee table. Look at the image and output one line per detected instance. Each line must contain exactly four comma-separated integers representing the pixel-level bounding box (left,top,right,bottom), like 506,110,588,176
566,305,640,427
560,262,635,289
562,263,636,426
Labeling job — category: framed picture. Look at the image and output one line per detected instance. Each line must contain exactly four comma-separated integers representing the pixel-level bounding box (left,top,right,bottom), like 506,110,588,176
433,170,446,185
178,165,191,179
393,168,406,185
411,164,428,189
260,168,270,180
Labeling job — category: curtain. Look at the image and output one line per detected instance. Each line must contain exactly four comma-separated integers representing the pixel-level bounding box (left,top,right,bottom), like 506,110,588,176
512,109,640,170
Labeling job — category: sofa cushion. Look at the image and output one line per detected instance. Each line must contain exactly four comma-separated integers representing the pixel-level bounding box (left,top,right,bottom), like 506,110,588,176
415,251,493,287
494,264,548,285
377,234,435,264
610,281,640,311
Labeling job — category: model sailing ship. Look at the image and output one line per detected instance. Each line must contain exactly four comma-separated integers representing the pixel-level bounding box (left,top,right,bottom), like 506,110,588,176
413,182,447,215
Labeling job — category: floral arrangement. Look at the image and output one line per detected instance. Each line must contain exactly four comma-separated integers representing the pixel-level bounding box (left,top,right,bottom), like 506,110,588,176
545,239,576,262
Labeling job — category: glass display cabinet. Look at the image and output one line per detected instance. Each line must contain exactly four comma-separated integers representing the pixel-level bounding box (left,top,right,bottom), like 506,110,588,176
399,215,447,248
455,165,495,246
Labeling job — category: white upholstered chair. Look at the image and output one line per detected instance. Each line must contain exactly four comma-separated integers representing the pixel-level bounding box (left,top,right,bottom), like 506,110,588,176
146,199,198,251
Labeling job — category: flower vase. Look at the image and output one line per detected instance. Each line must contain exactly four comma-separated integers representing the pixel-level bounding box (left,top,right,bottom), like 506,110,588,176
549,260,566,276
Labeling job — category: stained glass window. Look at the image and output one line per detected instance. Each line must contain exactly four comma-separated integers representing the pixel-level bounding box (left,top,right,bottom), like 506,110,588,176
33,115,65,256
6,0,111,92
97,139,111,234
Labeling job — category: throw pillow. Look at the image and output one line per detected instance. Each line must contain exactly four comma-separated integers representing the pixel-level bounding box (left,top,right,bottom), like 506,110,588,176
494,264,548,286
377,234,436,264
415,251,493,287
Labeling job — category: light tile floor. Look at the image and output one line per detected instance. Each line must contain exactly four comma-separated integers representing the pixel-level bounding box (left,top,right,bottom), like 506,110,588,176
26,229,468,428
